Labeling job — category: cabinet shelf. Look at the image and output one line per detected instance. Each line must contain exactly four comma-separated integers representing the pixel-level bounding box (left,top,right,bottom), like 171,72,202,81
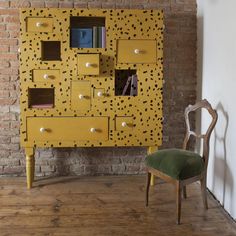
115,69,138,96
70,16,106,48
41,41,61,61
28,88,54,109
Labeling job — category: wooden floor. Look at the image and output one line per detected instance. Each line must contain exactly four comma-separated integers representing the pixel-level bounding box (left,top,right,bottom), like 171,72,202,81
0,176,236,236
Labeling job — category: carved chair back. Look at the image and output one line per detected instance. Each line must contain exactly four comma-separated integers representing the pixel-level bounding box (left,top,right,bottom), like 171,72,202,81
183,99,218,171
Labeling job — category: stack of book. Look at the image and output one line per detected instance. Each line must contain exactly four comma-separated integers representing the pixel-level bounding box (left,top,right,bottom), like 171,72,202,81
92,26,106,48
70,27,106,48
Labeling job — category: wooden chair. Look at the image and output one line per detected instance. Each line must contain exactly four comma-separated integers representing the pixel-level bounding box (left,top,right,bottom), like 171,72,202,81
145,99,218,224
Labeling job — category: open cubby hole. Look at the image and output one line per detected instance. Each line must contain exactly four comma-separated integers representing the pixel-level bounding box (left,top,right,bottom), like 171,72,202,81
115,69,138,96
41,41,61,61
70,16,106,48
28,88,54,109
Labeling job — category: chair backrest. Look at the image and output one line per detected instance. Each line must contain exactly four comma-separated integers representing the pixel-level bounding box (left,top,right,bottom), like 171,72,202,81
183,99,218,171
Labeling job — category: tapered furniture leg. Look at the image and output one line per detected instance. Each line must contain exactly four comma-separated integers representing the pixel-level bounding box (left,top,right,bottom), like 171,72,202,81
25,148,35,189
146,172,151,207
31,155,35,183
176,181,182,224
147,146,158,186
200,177,208,209
183,186,187,199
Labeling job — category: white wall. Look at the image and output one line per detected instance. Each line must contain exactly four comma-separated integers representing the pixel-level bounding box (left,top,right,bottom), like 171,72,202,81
197,0,236,219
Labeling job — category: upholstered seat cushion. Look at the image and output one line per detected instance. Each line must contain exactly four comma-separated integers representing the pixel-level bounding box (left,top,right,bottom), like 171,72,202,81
145,148,205,180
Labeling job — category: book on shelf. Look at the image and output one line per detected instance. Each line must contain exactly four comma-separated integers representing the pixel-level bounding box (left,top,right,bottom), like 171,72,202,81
71,28,93,48
93,26,106,48
31,104,54,109
122,74,138,96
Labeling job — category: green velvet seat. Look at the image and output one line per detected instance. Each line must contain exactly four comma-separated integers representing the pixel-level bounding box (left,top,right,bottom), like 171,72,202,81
145,149,205,180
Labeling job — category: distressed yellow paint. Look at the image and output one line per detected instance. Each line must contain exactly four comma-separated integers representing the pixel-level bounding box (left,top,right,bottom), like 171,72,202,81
71,81,91,111
26,17,53,32
20,8,164,149
117,39,157,64
33,69,60,83
27,117,109,142
77,54,100,75
115,117,133,131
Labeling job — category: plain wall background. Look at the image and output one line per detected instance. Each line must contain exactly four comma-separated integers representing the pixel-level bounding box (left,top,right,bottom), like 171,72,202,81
197,0,236,219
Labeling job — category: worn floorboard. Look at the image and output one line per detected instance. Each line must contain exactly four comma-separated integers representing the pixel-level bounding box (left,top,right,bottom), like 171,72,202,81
0,175,235,236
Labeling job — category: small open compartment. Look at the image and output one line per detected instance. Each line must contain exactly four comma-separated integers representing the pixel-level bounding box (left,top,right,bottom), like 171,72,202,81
70,16,106,48
28,88,54,108
41,41,61,61
115,69,138,96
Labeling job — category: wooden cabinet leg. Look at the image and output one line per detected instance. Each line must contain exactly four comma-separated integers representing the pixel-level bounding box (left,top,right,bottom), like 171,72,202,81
150,174,155,186
25,148,35,189
147,146,158,186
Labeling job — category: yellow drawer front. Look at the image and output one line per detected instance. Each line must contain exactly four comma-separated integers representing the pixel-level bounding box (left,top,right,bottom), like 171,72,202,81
117,39,157,64
27,17,53,32
27,117,109,142
71,81,91,110
115,117,134,131
33,70,60,82
77,54,100,75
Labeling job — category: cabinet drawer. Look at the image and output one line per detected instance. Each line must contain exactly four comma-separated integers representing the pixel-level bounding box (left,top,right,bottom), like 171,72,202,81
33,70,60,82
27,17,53,32
117,39,156,64
71,81,91,110
27,117,109,142
77,54,100,75
115,116,134,131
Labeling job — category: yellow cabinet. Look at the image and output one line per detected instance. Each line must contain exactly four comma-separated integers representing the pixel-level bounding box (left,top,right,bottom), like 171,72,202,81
71,81,91,110
27,117,109,142
27,17,53,32
115,116,134,131
117,39,157,64
33,69,60,82
77,54,100,75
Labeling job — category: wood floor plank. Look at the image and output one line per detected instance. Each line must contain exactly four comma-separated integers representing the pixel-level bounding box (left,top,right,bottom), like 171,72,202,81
0,176,235,236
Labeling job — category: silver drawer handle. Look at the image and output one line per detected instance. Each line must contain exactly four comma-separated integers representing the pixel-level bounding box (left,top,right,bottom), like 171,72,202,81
97,91,103,97
40,127,46,133
134,49,141,54
90,128,96,133
78,94,84,99
36,22,43,27
43,74,49,79
85,62,92,68
121,122,127,127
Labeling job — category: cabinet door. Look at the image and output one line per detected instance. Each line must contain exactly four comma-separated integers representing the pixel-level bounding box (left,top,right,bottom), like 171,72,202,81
71,81,91,110
27,117,109,142
33,69,60,82
77,54,100,75
117,39,156,64
115,116,134,131
27,17,53,32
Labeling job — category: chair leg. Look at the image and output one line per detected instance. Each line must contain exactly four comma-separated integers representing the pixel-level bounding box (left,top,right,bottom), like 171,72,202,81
146,172,151,207
200,177,208,209
176,181,182,224
183,186,187,199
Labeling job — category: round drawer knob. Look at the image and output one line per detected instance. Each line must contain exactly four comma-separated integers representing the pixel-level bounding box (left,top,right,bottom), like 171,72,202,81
36,22,43,27
78,94,84,99
43,74,49,79
134,49,140,54
39,127,46,133
121,122,127,127
85,62,92,68
90,128,96,133
97,91,103,97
